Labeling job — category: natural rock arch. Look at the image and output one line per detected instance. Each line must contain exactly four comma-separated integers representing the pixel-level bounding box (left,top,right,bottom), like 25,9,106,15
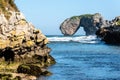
60,13,108,36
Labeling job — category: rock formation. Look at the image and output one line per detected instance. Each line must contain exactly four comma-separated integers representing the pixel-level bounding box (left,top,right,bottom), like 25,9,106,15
60,12,120,44
60,13,110,36
96,16,120,44
0,0,55,79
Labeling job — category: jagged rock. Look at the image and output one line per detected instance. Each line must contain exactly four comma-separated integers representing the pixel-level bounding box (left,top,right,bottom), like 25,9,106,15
96,16,120,44
60,13,111,36
96,26,120,44
41,70,52,76
0,1,51,58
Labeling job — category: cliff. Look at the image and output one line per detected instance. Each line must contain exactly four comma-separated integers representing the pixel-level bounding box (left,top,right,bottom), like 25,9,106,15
0,0,55,79
60,13,110,36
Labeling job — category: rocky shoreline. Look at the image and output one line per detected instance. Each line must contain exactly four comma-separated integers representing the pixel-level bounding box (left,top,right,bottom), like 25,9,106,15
96,17,120,44
0,0,55,79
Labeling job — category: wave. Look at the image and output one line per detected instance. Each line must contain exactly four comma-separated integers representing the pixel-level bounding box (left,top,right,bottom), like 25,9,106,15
47,35,100,43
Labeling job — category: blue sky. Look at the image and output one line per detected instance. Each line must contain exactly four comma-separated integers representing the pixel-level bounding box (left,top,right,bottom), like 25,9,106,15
15,0,120,35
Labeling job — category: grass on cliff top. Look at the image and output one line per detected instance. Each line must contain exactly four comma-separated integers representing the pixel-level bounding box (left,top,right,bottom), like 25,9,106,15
70,14,93,20
0,0,19,19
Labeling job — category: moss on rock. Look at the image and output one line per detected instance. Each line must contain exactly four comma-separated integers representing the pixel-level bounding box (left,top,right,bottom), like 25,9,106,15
17,64,42,77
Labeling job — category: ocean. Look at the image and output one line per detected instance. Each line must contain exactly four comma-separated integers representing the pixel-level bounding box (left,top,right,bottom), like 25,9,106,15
38,35,120,80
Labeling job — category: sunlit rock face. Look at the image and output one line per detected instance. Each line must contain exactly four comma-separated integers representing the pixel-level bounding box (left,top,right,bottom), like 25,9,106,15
0,0,55,79
60,13,110,36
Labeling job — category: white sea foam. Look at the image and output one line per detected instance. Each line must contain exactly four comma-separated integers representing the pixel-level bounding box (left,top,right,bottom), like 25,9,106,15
47,35,100,43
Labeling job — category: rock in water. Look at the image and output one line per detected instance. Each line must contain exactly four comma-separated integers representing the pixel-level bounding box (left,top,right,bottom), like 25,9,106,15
96,16,120,44
60,13,110,36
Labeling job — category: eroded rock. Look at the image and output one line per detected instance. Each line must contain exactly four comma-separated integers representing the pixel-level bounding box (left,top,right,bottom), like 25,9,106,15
96,16,120,44
0,0,55,79
60,13,111,36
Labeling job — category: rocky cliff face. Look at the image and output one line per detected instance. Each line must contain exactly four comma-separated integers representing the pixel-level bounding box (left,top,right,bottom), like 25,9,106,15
0,0,55,79
60,13,110,36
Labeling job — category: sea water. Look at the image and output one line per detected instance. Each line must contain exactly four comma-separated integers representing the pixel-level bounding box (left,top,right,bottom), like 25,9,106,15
38,35,120,80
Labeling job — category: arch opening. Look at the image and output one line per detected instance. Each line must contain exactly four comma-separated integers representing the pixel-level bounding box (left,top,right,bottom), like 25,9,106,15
74,27,85,36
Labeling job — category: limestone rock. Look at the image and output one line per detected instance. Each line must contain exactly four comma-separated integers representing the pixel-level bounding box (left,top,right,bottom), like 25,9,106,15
60,13,110,36
0,0,55,79
60,17,80,35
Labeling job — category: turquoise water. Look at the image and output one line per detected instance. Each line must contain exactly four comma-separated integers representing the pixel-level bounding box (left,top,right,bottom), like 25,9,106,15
38,36,120,80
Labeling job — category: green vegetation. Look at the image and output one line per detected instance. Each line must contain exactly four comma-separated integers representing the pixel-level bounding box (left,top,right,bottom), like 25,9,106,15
70,16,79,20
0,0,19,19
70,14,93,20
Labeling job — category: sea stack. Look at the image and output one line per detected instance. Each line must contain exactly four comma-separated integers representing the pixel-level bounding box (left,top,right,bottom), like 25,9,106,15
0,0,55,79
60,13,110,36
